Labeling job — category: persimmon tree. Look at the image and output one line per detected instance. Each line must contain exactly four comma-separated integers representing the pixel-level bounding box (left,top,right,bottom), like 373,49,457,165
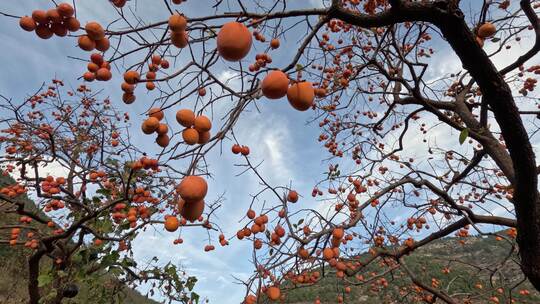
0,82,204,303
1,0,540,303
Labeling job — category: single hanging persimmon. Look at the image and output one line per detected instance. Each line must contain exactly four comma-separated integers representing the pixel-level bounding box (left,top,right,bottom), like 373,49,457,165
477,22,496,38
287,190,298,203
261,70,289,99
95,37,110,52
156,134,170,147
57,3,75,17
160,59,170,69
245,295,257,304
148,108,164,120
332,228,344,239
31,10,47,24
65,17,80,32
179,199,205,222
146,82,156,90
142,117,160,134
171,30,189,48
121,82,134,93
36,25,53,39
198,87,206,96
85,21,105,40
156,124,168,135
124,70,140,84
177,175,208,202
176,109,195,127
51,23,68,37
241,146,250,156
111,0,127,7
323,247,334,260
19,16,37,32
287,82,315,111
198,131,211,144
194,115,212,132
46,9,62,24
168,14,187,32
270,38,280,49
96,68,112,81
217,22,252,61
122,92,135,103
83,72,95,82
151,54,161,64
87,62,100,72
231,144,242,154
182,128,199,145
164,216,179,232
78,35,95,51
266,286,281,301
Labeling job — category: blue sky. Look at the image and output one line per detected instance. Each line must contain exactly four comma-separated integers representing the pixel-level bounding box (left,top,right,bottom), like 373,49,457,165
0,0,537,303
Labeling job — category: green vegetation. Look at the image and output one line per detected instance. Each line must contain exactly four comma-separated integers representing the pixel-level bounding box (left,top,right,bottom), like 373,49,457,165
0,175,158,304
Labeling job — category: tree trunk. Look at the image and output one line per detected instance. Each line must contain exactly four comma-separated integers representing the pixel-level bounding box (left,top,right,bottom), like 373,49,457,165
28,250,44,304
430,4,540,291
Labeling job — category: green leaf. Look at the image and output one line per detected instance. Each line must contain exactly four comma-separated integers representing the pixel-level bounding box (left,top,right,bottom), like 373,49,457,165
38,273,53,287
101,251,120,268
96,188,111,196
459,128,469,145
186,277,197,291
121,257,137,268
191,292,200,304
295,64,303,71
57,270,68,278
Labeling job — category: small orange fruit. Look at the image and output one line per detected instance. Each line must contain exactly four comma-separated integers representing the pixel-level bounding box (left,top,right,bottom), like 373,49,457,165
270,38,280,49
142,117,160,134
177,175,208,202
182,128,199,145
217,22,252,61
156,134,170,147
477,22,496,38
19,16,37,32
179,199,205,222
124,70,140,84
78,35,95,51
266,286,280,301
148,108,164,120
168,14,187,32
194,115,212,132
57,3,75,17
171,30,189,48
198,131,211,144
85,21,105,40
176,109,195,127
261,70,289,99
164,216,179,232
287,82,314,111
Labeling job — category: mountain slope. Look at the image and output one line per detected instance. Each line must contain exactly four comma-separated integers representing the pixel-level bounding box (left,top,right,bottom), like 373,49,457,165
284,235,540,303
0,175,158,304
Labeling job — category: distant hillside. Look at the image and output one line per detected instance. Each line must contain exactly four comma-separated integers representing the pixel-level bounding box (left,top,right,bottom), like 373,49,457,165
284,235,540,303
0,175,158,304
